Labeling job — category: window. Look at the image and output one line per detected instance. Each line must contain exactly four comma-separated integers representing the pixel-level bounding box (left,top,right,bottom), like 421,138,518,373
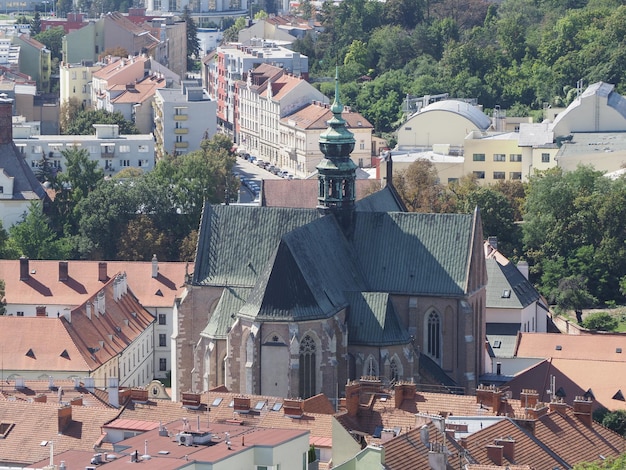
390,358,399,383
16,311,24,317
158,314,166,325
159,334,167,347
118,145,130,153
82,71,87,79
138,145,149,153
159,358,167,371
120,160,130,167
493,171,505,180
472,153,485,161
493,153,506,162
541,153,550,163
510,154,522,162
359,140,365,150
176,136,183,142
510,172,522,180
427,311,441,360
299,335,316,399
473,171,485,179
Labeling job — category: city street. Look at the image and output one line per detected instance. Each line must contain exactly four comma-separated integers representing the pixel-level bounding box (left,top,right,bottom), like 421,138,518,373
233,156,282,203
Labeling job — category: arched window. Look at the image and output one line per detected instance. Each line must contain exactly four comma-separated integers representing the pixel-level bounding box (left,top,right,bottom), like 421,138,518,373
299,335,316,399
364,355,378,377
427,311,441,360
390,358,399,383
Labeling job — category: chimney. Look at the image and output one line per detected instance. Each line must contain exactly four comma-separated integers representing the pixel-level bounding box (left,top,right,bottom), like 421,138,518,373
517,260,529,280
549,400,569,416
521,389,539,409
151,254,158,278
495,438,515,462
59,261,69,281
486,445,503,466
70,396,83,406
526,403,549,420
573,396,593,427
58,405,72,434
345,381,360,417
233,396,251,413
19,256,29,281
488,236,498,250
33,393,47,403
386,153,393,187
108,377,119,408
36,306,46,317
394,381,416,409
283,398,304,417
98,262,108,282
0,94,13,144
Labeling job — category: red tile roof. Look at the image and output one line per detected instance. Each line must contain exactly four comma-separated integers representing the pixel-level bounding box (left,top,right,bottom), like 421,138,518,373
0,259,190,309
0,400,119,466
282,102,373,130
261,179,379,208
515,332,626,362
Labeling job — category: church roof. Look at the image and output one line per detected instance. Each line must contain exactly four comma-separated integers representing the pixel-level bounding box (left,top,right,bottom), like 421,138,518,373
201,287,250,339
346,292,410,346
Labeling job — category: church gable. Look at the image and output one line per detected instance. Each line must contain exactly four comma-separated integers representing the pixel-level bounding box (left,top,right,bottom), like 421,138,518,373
193,204,321,287
346,292,410,346
352,212,474,296
240,216,367,322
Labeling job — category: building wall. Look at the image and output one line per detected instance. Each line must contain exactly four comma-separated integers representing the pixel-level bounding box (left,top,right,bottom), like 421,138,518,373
60,63,101,107
13,37,51,93
556,150,626,174
397,112,483,150
119,322,154,387
62,22,101,64
464,135,524,185
14,130,155,177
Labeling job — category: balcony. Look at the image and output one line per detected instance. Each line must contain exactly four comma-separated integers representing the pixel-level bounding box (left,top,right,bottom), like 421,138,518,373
174,114,188,121
174,128,188,134
174,142,188,149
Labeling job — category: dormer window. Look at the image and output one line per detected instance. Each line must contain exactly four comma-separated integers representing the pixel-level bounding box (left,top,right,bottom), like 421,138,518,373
502,289,511,298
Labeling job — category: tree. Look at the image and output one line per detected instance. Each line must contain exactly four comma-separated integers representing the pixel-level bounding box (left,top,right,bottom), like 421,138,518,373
555,275,597,323
0,279,6,315
223,17,247,42
574,453,626,469
117,215,173,261
8,202,72,260
394,158,451,212
582,311,618,331
59,145,104,201
601,410,626,436
182,6,200,72
62,109,140,135
59,97,84,134
33,27,65,62
30,11,41,35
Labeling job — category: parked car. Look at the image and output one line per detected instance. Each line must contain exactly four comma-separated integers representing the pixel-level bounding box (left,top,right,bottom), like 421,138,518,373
248,155,257,163
256,159,265,168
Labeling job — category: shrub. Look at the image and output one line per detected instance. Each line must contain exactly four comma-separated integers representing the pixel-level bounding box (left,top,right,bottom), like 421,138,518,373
582,311,618,331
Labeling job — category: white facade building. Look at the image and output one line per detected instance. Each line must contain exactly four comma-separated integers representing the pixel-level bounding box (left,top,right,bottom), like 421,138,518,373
13,123,155,177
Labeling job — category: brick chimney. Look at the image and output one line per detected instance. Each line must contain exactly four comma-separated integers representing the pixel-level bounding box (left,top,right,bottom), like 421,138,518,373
486,444,503,466
476,384,502,410
573,396,593,427
70,396,83,406
33,393,47,403
0,94,13,144
108,377,119,408
59,261,69,281
394,382,416,408
345,381,361,417
520,389,539,409
19,256,29,281
58,405,72,434
526,403,549,420
98,262,108,282
495,438,515,462
549,400,569,416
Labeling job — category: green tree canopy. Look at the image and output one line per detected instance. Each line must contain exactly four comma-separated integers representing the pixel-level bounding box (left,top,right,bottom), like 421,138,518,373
182,6,200,72
33,26,65,62
62,109,140,135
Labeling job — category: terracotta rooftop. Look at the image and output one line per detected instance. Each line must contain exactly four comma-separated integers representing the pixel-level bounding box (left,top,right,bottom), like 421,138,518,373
93,56,149,82
282,101,373,130
515,331,626,362
0,259,190,309
0,379,113,408
261,179,379,208
506,357,626,411
0,400,119,466
109,74,166,104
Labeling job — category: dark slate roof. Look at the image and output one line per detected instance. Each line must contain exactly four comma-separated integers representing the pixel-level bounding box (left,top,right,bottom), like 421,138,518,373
352,212,474,296
355,185,406,213
0,143,47,201
486,258,541,309
240,216,368,321
486,323,521,358
201,287,251,339
345,292,411,346
193,205,322,287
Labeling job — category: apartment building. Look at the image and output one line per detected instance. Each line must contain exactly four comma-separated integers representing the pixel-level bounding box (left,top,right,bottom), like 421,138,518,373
153,80,217,158
59,60,103,108
203,40,309,138
13,123,155,177
12,34,51,93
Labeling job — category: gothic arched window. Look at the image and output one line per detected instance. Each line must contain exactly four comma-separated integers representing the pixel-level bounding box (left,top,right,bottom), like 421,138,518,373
299,335,316,399
427,311,441,360
390,358,399,383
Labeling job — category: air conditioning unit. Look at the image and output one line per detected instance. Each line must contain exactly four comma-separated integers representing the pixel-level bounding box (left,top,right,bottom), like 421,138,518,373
178,433,193,446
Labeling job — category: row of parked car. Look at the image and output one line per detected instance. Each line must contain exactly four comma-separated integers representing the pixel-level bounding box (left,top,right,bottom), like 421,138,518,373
237,150,294,179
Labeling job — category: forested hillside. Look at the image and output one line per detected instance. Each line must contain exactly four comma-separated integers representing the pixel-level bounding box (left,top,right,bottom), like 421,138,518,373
293,0,626,134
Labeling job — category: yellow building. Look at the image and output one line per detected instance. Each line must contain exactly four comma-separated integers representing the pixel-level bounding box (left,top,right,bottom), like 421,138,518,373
59,61,103,108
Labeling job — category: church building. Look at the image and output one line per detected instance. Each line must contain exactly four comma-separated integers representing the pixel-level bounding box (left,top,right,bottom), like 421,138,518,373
173,73,487,403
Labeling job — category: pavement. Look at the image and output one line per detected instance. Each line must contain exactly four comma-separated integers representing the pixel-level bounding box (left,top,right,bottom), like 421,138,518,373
233,156,281,203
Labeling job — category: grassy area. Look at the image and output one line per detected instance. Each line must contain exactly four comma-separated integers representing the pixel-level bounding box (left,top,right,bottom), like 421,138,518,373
560,307,626,332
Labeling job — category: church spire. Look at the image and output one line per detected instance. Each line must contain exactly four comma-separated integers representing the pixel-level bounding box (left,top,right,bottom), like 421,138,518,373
316,67,358,233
